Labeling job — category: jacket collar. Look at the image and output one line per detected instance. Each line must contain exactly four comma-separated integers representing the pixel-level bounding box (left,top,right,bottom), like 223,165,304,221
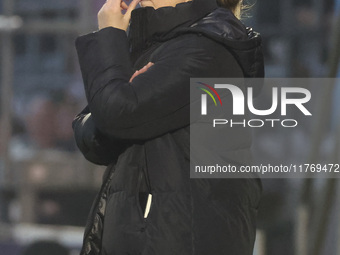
129,0,218,58
146,0,218,40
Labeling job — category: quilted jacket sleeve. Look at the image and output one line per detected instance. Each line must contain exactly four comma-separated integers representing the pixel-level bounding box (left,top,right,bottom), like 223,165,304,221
72,106,128,166
75,27,242,140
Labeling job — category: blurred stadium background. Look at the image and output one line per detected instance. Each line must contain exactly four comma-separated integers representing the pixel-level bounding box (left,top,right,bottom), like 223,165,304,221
0,0,339,254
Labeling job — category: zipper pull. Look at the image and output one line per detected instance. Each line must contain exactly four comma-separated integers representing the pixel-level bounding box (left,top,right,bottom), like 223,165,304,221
144,194,153,219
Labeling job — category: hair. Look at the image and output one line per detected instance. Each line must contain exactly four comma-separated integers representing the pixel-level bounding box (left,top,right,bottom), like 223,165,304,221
216,0,243,18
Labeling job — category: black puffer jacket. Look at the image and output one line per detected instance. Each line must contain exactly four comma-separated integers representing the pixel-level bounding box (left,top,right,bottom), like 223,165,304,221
73,1,264,254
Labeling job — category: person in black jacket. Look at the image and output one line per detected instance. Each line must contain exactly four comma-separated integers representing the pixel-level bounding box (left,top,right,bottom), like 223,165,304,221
73,0,264,254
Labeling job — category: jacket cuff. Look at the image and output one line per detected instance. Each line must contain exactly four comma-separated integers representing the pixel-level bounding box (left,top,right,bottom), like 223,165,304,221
75,26,128,48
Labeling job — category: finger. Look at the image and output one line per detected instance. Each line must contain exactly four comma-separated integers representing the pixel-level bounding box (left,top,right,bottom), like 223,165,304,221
146,62,154,68
130,62,154,82
121,1,128,9
140,66,148,71
139,66,150,74
125,0,140,18
106,0,121,8
129,70,139,83
141,62,154,72
144,63,154,70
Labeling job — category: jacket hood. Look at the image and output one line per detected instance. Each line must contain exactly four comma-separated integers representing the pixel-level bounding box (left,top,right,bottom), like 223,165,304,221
187,8,265,78
129,1,216,58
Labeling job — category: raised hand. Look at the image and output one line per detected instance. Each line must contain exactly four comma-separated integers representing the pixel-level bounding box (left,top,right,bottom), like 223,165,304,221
98,0,140,31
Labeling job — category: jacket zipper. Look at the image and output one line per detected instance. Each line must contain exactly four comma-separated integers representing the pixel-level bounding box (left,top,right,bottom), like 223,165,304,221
136,168,146,221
